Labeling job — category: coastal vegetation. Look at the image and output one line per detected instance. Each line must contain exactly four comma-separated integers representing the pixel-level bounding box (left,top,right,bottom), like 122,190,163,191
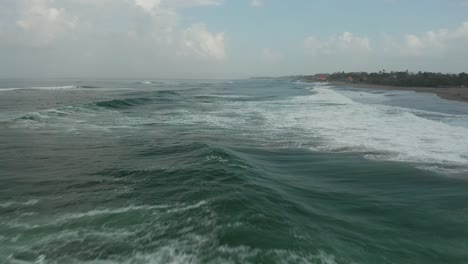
297,71,468,88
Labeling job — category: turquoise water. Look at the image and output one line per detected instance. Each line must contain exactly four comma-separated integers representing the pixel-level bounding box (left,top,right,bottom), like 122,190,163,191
1,79,468,263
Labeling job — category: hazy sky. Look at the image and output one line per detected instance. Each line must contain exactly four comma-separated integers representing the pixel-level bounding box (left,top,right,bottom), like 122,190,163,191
1,0,468,79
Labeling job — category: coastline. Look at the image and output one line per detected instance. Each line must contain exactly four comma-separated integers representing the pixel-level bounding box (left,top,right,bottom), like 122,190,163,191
329,81,468,103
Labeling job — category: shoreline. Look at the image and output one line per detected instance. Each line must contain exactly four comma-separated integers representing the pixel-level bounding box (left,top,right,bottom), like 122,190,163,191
329,81,468,103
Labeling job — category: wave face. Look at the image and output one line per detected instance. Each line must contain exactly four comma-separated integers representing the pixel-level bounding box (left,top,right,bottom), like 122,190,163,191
94,98,154,109
1,79,468,264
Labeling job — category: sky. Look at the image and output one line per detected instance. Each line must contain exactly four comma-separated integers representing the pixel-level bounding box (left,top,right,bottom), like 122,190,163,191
0,0,467,79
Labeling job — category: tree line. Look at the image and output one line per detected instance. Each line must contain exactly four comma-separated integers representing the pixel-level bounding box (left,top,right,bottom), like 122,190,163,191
328,71,468,88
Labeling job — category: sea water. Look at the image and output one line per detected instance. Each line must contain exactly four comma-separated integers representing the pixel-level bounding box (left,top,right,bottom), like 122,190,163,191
1,79,468,263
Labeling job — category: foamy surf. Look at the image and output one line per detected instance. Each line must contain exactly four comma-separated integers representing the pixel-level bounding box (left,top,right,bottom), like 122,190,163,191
0,199,38,208
304,87,468,167
175,83,468,174
135,81,154,85
0,88,23,92
0,86,77,92
273,87,468,174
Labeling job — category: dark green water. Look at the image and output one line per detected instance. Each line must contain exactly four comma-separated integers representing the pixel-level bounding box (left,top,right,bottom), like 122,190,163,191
1,79,468,263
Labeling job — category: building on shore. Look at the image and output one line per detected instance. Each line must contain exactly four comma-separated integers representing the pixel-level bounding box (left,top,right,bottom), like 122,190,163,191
314,74,330,82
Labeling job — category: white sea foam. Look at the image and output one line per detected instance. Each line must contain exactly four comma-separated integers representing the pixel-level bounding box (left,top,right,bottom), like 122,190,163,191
0,199,39,208
205,154,229,163
31,85,76,90
0,88,23,92
3,206,168,231
198,94,251,99
178,84,468,173
291,87,468,166
59,204,171,221
4,222,41,230
0,86,76,92
7,245,339,264
3,198,338,264
166,201,207,213
56,201,207,222
9,105,118,133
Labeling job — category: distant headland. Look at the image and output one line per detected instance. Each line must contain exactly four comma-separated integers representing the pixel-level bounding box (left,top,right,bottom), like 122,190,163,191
295,71,468,88
252,71,468,102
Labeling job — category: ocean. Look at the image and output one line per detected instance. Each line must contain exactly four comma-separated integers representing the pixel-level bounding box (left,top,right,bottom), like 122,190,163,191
1,79,468,264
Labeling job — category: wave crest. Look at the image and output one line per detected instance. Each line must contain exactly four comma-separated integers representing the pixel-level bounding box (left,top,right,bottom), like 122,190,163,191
94,98,153,109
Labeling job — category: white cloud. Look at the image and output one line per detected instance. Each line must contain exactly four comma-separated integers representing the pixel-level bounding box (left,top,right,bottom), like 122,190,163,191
462,1,468,7
182,23,225,60
251,0,263,7
129,0,225,60
305,32,371,56
0,0,226,63
305,22,468,59
64,0,112,5
404,34,425,55
16,0,77,46
164,0,223,9
385,22,468,56
134,0,161,13
300,22,468,73
133,0,222,13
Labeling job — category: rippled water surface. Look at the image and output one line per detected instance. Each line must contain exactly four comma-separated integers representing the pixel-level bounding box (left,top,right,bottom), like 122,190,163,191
1,79,468,263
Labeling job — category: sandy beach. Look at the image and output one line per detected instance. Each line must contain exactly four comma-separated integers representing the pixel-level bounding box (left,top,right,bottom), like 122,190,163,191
330,81,468,103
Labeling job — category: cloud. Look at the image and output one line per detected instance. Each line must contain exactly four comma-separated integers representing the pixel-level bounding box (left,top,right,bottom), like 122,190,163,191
128,0,226,60
64,0,112,5
251,0,263,7
462,1,468,7
164,0,223,8
134,0,161,13
133,0,222,13
305,22,468,59
384,22,468,56
182,23,225,60
1,0,225,53
305,32,371,56
15,0,77,46
300,22,468,73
